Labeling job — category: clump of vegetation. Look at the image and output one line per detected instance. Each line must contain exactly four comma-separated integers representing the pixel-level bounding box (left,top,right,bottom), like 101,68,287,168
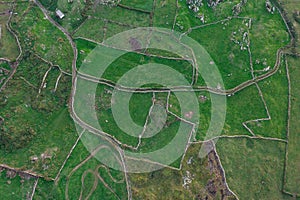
293,11,300,24
0,125,36,152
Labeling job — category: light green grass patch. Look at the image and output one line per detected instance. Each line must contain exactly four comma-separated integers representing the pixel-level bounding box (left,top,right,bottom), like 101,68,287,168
11,3,73,72
0,169,36,200
153,0,177,29
188,18,252,89
0,57,77,178
247,57,288,139
74,18,106,43
0,4,19,60
88,5,150,27
285,56,300,194
216,138,292,200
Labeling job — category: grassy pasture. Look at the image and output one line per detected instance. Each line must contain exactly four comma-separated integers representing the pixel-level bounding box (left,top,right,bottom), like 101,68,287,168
95,84,152,147
241,0,290,72
0,169,36,200
188,18,252,89
216,138,293,200
11,2,73,72
87,4,150,27
247,57,288,139
73,18,106,43
0,3,19,60
153,0,177,29
75,38,194,85
129,142,236,199
285,56,300,194
119,0,154,12
0,55,77,178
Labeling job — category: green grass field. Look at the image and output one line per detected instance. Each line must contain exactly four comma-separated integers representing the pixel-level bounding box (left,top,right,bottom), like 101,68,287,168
153,0,177,29
0,169,36,200
11,2,73,72
73,18,106,43
129,142,236,199
247,57,288,139
0,5,78,177
87,4,150,27
278,0,300,54
0,0,298,199
285,56,300,195
216,138,293,200
0,4,19,60
119,0,153,12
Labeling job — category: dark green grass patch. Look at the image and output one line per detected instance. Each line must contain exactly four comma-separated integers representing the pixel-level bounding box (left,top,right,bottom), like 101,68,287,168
75,38,97,68
102,51,194,85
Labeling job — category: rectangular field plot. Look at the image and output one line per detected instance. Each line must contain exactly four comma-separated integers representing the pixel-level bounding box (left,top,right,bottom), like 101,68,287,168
94,84,153,147
216,138,293,200
246,58,288,140
285,56,300,195
153,0,177,29
0,4,19,60
188,18,252,89
73,18,106,43
129,142,236,199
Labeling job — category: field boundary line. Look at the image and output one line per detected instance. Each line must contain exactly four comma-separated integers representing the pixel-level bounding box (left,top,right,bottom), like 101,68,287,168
29,177,39,200
282,56,300,198
54,128,85,184
211,141,240,200
117,4,151,14
191,134,288,144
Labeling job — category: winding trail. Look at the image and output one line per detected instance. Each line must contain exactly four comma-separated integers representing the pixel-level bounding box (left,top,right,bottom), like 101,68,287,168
34,1,132,199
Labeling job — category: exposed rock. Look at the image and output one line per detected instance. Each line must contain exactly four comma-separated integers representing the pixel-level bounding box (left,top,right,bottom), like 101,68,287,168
187,0,203,13
6,170,16,179
95,0,120,6
207,0,223,7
